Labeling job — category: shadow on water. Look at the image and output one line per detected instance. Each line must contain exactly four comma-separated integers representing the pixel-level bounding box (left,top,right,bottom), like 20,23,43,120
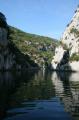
0,70,79,120
0,70,36,120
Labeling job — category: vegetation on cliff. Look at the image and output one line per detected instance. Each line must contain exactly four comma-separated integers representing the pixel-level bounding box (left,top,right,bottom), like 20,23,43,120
69,53,79,61
9,26,58,67
70,28,79,37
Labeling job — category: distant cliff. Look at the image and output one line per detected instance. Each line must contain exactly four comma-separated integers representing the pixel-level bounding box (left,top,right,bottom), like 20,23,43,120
9,26,58,68
51,6,79,71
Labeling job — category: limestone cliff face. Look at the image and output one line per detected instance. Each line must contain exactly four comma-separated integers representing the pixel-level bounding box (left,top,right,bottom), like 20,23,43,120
62,6,79,56
51,45,70,70
51,6,79,71
51,46,66,69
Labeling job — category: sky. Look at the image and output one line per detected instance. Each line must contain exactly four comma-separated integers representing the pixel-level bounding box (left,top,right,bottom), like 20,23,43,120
0,0,79,39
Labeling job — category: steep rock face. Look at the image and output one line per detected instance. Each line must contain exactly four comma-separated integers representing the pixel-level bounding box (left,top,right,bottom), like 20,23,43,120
0,48,15,70
0,28,8,46
51,46,66,69
62,6,79,56
51,6,79,71
0,12,15,70
0,12,8,46
0,12,38,70
51,45,70,70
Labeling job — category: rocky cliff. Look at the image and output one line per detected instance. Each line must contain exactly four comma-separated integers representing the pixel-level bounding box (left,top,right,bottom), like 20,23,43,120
0,12,14,70
62,6,79,56
0,12,38,70
0,12,57,70
51,6,79,71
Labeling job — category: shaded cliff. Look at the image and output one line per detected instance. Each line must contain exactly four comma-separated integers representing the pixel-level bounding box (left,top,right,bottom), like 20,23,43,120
0,12,38,70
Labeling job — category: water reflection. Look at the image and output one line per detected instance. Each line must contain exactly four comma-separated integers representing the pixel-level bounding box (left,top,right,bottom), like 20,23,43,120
0,71,36,119
52,72,79,120
12,70,55,100
0,70,79,120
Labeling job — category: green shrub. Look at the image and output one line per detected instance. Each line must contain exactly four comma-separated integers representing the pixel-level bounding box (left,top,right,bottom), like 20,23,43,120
70,28,79,37
70,53,79,61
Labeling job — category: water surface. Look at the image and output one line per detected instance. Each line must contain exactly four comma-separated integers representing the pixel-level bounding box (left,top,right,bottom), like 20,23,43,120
0,70,79,120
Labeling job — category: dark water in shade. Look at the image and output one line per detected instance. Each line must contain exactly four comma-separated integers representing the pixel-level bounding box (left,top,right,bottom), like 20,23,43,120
0,70,79,120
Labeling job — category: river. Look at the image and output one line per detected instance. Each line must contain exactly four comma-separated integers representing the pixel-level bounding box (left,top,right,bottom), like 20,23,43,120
0,70,79,120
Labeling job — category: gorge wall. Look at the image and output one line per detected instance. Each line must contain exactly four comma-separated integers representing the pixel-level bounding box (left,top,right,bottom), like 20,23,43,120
0,12,14,70
51,6,79,71
0,12,38,70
